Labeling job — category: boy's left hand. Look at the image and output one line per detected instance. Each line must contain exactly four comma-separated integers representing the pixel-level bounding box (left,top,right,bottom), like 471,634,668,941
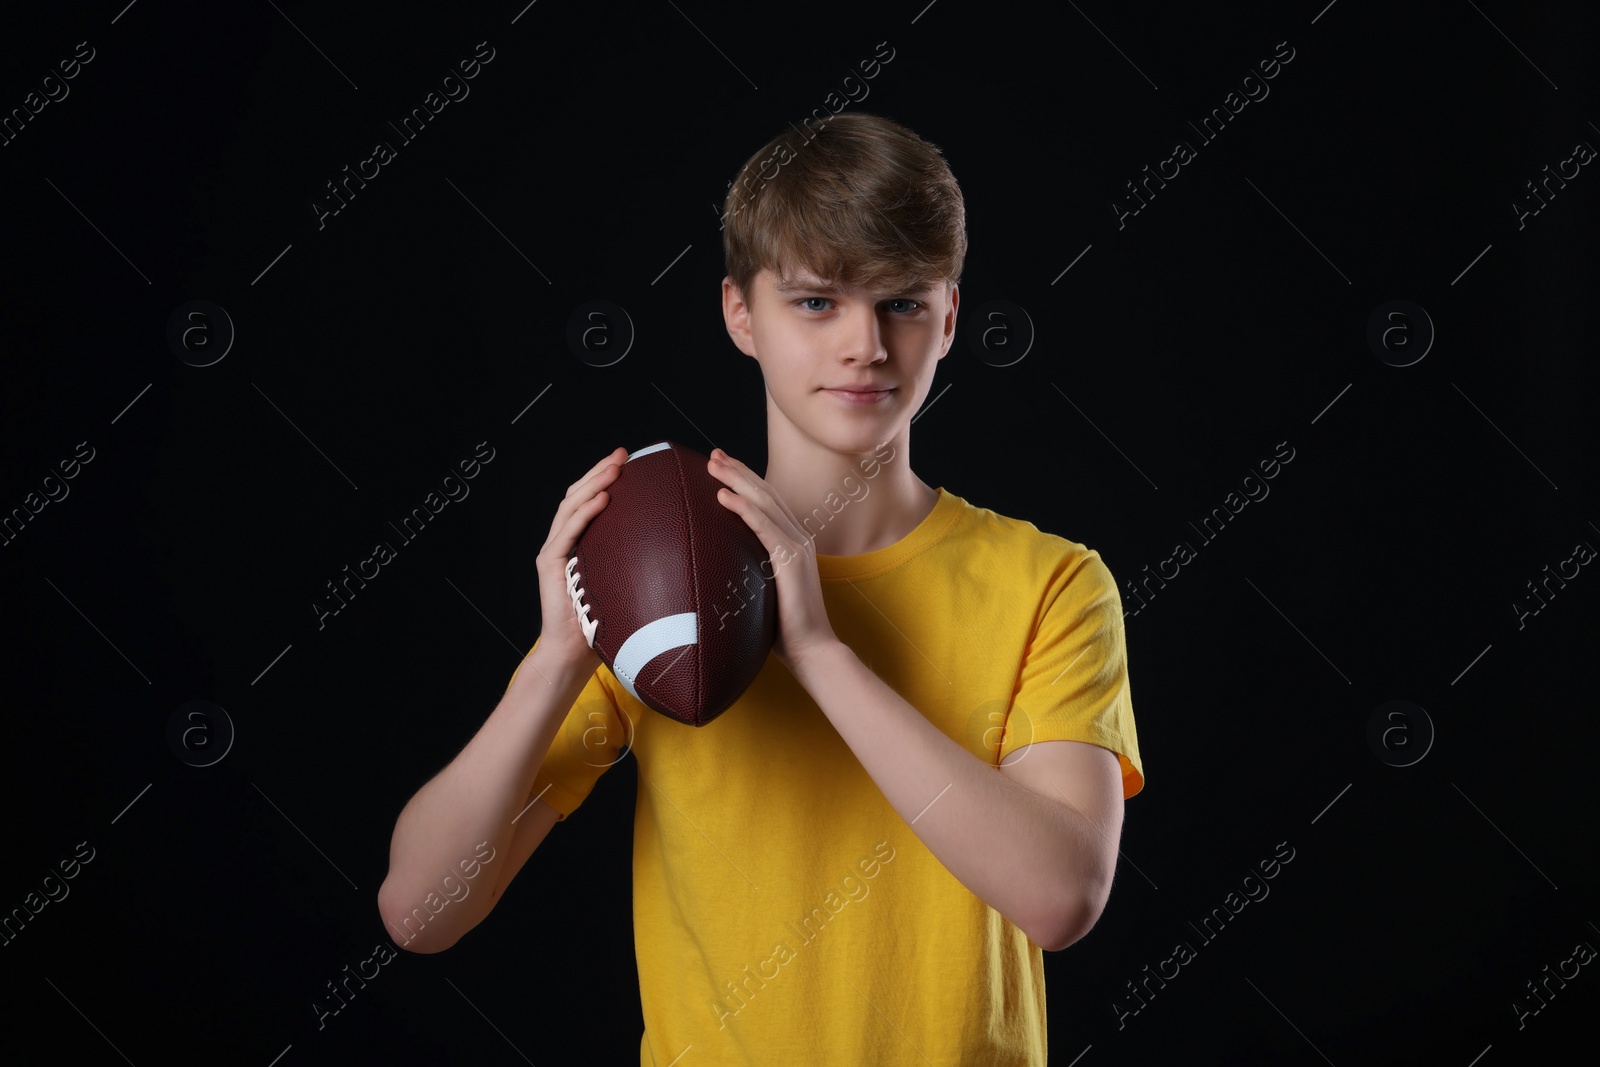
706,447,840,674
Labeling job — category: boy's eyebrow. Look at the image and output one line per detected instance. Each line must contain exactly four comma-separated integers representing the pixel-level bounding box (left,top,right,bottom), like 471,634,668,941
772,277,943,296
772,277,845,294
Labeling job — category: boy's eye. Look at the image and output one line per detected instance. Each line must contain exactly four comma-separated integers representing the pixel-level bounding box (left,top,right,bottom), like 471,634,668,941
795,296,923,312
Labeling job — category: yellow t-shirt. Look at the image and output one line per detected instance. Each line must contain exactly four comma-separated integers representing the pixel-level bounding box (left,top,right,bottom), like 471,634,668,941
512,486,1143,1066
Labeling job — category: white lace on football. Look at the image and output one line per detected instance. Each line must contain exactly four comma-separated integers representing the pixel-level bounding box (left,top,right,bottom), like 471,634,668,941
565,556,600,648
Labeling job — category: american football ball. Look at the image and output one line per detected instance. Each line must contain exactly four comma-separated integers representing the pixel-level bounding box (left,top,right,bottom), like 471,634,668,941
566,440,777,726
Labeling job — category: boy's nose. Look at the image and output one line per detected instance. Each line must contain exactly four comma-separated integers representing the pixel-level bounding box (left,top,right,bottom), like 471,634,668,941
839,308,888,362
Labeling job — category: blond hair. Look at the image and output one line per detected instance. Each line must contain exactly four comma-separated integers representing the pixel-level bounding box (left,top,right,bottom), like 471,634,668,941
721,112,967,301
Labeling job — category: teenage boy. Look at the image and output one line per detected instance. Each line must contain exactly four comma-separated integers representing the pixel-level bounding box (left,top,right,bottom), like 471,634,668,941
379,112,1143,1066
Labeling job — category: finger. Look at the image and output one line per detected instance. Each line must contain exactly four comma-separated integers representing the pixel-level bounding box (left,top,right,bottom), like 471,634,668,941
569,447,628,494
709,455,767,502
546,494,605,561
540,492,612,573
555,459,624,528
543,465,621,557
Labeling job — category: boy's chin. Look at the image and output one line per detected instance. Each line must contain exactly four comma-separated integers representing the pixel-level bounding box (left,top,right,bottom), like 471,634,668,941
807,426,899,459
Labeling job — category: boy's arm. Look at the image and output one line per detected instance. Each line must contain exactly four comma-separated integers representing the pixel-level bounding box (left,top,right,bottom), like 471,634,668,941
791,640,1123,952
379,445,627,953
377,646,590,953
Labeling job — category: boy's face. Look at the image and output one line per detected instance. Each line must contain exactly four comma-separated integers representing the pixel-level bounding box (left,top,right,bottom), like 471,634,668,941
721,267,958,456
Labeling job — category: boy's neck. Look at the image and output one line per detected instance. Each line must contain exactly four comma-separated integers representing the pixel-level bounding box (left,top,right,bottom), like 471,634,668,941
760,424,938,558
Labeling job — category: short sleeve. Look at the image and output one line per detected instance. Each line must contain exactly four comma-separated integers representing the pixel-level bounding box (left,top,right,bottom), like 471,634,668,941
505,637,632,820
998,549,1145,798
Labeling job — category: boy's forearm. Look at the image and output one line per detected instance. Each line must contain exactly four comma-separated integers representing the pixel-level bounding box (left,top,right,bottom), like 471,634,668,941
791,640,1100,950
378,646,589,952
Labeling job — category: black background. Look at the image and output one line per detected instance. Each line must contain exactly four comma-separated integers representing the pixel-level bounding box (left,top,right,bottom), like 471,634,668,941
1,1,1595,1064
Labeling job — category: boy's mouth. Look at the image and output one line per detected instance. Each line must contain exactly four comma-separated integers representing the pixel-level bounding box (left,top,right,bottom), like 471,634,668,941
823,386,895,404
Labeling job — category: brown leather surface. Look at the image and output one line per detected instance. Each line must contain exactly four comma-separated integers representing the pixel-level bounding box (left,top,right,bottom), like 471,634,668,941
571,440,776,725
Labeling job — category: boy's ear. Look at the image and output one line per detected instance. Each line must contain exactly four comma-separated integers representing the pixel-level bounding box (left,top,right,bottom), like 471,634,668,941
938,283,960,359
721,275,758,358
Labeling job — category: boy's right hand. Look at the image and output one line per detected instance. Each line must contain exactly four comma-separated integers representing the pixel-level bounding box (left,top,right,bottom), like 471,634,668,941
531,446,629,677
